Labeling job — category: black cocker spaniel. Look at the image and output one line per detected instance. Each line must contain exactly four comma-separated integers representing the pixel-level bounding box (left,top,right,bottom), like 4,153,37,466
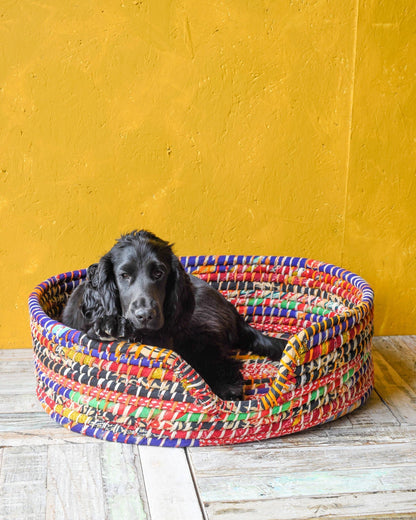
62,230,286,399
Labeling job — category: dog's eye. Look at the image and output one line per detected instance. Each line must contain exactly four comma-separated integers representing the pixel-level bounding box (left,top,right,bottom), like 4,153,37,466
120,273,130,281
152,268,164,280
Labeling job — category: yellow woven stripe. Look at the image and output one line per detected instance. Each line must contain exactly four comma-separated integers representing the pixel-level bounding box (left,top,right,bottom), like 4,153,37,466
152,368,164,380
267,391,279,407
115,341,126,359
279,358,292,373
284,350,297,365
55,404,90,424
260,395,271,408
133,344,146,359
62,347,95,366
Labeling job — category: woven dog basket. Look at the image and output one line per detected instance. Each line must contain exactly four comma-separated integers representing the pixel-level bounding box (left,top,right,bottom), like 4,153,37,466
29,255,374,447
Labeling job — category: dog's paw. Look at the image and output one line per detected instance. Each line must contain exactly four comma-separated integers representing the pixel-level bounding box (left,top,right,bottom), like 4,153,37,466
88,315,121,341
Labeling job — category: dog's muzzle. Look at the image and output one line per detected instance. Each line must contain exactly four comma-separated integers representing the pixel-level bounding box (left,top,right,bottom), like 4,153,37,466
127,300,164,330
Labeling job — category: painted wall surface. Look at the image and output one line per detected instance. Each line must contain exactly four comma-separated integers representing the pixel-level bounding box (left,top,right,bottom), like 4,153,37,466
1,1,415,348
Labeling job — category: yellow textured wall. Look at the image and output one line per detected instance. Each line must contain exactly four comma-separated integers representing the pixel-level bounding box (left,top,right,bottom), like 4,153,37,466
1,1,415,348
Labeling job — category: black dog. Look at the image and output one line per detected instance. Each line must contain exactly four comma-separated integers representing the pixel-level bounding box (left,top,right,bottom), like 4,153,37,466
62,230,286,399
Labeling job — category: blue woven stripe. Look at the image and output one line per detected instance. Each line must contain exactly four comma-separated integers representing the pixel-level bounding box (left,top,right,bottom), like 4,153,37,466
47,407,200,447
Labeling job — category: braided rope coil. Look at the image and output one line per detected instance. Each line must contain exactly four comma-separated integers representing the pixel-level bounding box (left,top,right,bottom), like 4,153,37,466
28,255,374,447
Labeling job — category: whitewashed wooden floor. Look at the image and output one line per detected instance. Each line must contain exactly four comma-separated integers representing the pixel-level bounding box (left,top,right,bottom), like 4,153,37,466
1,336,416,520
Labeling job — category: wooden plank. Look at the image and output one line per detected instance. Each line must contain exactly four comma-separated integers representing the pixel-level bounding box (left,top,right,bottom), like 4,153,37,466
0,412,63,431
139,446,204,520
100,444,150,520
0,349,33,361
0,362,34,377
0,357,45,414
0,446,47,520
189,441,416,477
396,335,416,353
189,439,416,518
374,336,416,392
0,371,36,395
45,444,107,520
373,349,416,425
348,388,399,426
0,428,104,447
0,357,34,372
195,465,416,502
206,423,416,451
203,491,416,520
0,354,40,414
0,394,42,414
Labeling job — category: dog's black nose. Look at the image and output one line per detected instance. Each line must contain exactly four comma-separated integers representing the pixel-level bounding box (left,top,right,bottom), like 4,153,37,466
134,307,157,327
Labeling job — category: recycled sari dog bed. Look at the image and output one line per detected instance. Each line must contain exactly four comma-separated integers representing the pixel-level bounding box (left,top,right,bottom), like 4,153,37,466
29,255,374,447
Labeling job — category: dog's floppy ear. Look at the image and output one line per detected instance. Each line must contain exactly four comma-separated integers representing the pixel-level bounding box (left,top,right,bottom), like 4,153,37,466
86,263,99,288
92,253,120,316
164,255,195,330
80,263,101,321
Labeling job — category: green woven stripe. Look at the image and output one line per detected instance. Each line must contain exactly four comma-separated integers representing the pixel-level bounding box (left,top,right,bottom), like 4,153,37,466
69,391,164,419
176,412,208,422
130,407,162,419
247,297,335,317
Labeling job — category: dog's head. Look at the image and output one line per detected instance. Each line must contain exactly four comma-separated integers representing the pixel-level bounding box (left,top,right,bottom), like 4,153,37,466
89,230,194,336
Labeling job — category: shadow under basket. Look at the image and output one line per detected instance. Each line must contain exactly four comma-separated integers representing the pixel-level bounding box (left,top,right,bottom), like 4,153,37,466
29,255,374,447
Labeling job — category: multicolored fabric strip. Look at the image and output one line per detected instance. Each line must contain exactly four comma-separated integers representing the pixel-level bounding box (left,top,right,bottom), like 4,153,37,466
28,256,374,447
